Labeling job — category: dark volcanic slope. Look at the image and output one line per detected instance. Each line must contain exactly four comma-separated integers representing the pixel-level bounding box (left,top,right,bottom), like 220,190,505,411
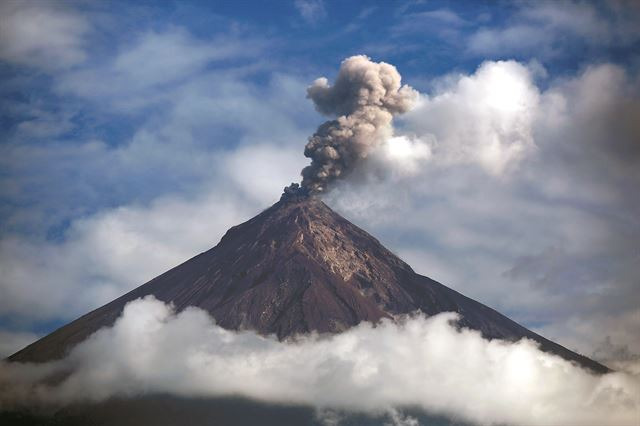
10,195,608,373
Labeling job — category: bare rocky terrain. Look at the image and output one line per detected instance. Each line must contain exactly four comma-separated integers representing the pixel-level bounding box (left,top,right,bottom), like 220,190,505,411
9,192,608,373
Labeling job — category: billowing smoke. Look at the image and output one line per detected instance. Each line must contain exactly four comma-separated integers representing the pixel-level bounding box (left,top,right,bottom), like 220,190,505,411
1,296,638,426
299,55,418,193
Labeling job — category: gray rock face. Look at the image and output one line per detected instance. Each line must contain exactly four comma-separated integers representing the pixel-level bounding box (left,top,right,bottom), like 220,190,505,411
9,196,609,373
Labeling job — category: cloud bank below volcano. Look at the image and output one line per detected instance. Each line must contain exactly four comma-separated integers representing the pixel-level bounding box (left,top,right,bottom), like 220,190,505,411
1,297,637,426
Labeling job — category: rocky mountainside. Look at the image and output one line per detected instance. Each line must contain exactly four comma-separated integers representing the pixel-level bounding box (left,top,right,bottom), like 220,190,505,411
9,192,608,373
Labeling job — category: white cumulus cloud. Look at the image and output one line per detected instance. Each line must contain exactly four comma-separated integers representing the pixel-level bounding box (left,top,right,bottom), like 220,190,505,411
1,297,637,426
400,60,539,175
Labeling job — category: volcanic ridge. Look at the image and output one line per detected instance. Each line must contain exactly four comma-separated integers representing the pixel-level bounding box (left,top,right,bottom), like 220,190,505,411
10,188,608,374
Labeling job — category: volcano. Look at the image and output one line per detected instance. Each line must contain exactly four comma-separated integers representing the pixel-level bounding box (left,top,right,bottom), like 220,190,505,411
9,191,608,373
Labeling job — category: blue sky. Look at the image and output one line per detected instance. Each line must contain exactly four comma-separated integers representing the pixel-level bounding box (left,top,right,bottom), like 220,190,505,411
0,0,638,372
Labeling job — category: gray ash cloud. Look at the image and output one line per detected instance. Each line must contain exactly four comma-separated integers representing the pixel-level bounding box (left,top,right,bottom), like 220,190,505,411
298,55,417,194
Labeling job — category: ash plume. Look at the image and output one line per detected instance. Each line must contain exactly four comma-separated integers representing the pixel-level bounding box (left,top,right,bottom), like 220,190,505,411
299,55,418,194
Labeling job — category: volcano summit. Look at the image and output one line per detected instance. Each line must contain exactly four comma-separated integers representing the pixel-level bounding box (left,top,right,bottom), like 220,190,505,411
10,188,608,374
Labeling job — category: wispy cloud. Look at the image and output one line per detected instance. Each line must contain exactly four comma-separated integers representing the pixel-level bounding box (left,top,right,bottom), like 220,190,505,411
467,2,640,58
0,1,90,69
55,28,266,110
0,330,38,358
294,0,327,25
392,8,468,35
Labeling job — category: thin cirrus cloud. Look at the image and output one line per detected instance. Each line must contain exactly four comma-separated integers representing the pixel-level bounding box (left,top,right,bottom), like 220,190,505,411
390,7,469,37
0,21,312,233
467,2,640,57
54,28,267,111
294,0,327,25
0,1,90,69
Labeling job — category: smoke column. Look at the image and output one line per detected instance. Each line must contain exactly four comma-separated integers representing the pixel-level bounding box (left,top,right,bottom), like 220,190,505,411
299,55,417,193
